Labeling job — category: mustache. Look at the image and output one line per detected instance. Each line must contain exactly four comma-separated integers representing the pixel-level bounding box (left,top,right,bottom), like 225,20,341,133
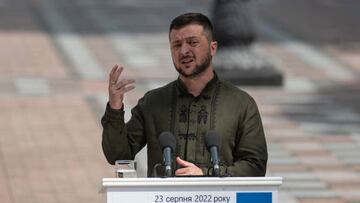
180,55,195,60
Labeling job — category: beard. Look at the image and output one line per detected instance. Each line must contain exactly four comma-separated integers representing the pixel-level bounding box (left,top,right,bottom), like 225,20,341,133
174,50,212,78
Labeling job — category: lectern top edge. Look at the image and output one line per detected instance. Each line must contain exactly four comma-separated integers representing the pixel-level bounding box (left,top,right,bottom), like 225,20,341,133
101,177,283,188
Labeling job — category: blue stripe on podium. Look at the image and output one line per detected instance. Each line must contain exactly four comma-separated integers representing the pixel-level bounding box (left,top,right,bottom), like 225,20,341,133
236,192,272,203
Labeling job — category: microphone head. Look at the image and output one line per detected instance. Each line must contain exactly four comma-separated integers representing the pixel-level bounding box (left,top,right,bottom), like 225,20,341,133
204,131,221,149
158,132,176,151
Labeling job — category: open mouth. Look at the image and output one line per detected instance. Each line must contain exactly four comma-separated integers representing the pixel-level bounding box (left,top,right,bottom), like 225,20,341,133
180,58,194,64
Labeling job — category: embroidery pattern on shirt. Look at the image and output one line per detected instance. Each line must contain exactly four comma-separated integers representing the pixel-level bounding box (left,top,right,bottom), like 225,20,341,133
178,133,196,140
179,104,188,123
197,105,208,124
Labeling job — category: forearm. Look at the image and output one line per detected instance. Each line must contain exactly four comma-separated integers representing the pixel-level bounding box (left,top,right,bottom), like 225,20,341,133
227,158,267,177
101,103,133,164
201,158,266,177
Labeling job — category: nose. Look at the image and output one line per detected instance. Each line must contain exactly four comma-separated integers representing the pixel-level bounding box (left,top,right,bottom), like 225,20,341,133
180,43,190,55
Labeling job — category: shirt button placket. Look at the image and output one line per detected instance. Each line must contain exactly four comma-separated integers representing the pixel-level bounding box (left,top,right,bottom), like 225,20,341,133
186,99,198,162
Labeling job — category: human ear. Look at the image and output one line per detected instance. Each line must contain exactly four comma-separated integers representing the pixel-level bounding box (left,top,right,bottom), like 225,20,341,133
210,41,218,56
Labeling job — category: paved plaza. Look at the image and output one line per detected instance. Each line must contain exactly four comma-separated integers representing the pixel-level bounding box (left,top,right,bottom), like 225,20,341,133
0,0,359,202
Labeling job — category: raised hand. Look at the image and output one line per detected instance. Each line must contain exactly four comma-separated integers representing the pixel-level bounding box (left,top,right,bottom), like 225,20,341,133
108,64,135,110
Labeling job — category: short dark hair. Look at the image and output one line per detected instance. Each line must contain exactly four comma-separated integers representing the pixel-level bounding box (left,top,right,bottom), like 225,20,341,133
169,13,214,41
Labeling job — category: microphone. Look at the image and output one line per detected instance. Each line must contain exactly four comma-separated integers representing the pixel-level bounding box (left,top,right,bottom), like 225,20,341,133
158,132,176,177
205,131,221,177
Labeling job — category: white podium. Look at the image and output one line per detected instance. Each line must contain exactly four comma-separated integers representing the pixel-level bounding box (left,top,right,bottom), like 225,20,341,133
101,177,282,203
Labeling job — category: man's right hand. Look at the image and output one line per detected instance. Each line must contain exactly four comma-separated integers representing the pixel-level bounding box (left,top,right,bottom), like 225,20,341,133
108,64,135,110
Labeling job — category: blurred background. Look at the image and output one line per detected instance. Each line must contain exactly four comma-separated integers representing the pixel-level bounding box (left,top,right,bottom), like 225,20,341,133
0,0,359,202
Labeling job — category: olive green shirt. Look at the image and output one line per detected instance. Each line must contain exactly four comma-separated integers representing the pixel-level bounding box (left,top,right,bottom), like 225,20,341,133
101,75,267,177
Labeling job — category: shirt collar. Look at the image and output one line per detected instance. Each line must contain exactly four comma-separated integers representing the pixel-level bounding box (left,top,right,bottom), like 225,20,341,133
176,72,219,100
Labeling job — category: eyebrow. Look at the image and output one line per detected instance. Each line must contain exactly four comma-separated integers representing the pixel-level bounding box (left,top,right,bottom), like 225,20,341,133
171,36,199,44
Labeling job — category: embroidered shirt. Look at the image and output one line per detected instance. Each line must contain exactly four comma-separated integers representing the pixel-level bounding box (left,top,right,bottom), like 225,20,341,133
101,74,267,177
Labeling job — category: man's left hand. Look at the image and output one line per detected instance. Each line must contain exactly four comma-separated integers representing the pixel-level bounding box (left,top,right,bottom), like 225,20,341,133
175,157,203,176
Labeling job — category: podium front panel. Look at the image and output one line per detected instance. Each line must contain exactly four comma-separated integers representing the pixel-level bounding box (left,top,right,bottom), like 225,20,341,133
101,177,282,203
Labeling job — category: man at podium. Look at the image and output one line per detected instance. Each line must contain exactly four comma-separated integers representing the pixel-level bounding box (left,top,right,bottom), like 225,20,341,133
101,13,267,177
